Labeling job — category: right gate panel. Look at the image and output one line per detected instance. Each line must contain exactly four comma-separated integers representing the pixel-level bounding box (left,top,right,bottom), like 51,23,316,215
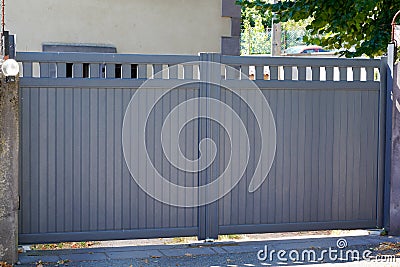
217,57,384,235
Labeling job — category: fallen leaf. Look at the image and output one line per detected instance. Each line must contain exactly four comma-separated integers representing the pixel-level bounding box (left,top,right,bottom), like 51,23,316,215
57,259,71,264
376,242,400,251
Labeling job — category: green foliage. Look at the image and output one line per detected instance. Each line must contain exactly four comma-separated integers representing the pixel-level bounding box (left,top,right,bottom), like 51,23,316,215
240,2,306,55
241,27,306,55
241,18,271,54
241,2,273,30
237,0,400,57
240,3,273,54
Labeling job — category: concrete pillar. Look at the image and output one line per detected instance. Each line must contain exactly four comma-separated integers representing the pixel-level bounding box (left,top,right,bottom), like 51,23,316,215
271,0,281,56
0,75,19,264
271,21,282,56
391,63,400,236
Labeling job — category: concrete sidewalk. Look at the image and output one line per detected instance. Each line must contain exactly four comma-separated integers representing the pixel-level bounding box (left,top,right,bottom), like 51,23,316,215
17,235,400,267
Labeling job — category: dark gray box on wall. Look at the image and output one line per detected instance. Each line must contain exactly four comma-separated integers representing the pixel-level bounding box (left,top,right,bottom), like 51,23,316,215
42,43,117,53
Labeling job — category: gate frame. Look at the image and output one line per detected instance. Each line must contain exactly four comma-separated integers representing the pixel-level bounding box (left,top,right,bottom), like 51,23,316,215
16,51,391,244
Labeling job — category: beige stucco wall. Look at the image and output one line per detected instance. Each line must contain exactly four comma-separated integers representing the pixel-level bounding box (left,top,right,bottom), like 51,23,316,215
6,0,231,54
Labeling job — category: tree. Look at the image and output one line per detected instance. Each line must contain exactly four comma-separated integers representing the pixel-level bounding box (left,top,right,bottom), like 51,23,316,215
241,4,272,30
240,4,308,55
241,6,273,54
236,0,400,57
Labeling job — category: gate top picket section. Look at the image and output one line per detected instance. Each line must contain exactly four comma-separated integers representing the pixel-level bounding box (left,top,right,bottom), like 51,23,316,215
16,52,201,80
222,55,382,82
16,51,382,82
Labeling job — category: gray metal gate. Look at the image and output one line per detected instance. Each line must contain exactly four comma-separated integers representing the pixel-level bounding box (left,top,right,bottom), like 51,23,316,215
16,52,387,244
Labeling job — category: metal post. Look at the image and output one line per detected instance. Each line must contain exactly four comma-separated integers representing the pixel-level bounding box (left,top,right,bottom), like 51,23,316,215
377,56,388,229
383,44,395,231
3,30,9,57
0,74,19,263
8,34,15,59
198,53,220,241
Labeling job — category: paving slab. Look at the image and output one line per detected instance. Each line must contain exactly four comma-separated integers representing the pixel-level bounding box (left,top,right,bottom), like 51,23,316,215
106,249,163,259
105,243,183,252
222,244,264,253
18,255,60,264
211,247,230,254
161,247,217,257
65,252,108,262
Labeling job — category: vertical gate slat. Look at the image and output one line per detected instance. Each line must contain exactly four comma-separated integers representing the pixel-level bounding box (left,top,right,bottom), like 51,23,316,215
270,66,278,80
345,92,356,220
113,89,123,228
326,66,334,81
298,66,306,81
183,64,193,80
106,64,115,79
39,62,49,78
366,67,374,81
22,62,32,77
55,88,65,232
90,63,100,78
255,66,264,80
340,67,347,81
64,88,74,231
57,63,66,78
288,90,298,222
105,89,115,229
73,63,83,78
39,88,48,231
312,66,320,81
241,65,249,79
122,64,131,79
169,64,178,79
29,86,39,233
226,65,238,80
98,88,106,230
284,66,292,81
310,90,320,221
121,90,131,230
44,88,57,232
72,88,81,231
20,87,31,233
153,64,163,79
353,67,361,81
138,64,147,79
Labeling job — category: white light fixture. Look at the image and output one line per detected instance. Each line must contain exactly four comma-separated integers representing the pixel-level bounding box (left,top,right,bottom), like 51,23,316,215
2,59,19,77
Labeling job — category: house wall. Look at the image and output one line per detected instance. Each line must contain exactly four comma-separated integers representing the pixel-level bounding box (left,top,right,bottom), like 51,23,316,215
6,0,239,55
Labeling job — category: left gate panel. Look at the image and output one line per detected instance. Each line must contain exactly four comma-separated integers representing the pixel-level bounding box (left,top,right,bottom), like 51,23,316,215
19,85,199,244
